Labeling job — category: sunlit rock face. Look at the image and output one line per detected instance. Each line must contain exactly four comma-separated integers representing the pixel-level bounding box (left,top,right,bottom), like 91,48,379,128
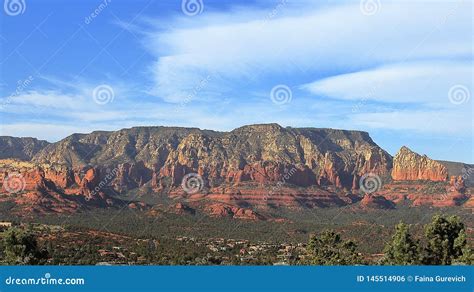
1,125,471,217
30,124,393,191
391,146,448,182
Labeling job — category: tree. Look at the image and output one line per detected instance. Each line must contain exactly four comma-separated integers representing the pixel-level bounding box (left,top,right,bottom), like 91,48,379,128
382,222,421,265
1,227,48,265
453,229,473,265
305,230,363,265
422,215,469,265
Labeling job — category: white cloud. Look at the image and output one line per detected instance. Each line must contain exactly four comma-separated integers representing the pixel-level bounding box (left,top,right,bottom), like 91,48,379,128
0,123,102,142
350,111,472,135
145,0,471,102
0,77,144,123
8,91,84,109
1,0,472,152
301,61,472,105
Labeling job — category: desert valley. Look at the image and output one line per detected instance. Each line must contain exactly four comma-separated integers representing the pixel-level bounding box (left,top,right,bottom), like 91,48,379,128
0,124,472,265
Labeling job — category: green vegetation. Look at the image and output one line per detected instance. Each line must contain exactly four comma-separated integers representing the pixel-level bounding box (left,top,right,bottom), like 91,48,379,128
1,203,466,256
0,224,289,265
423,215,471,265
381,222,421,265
0,211,471,266
0,227,48,265
422,181,448,194
305,230,363,265
381,215,472,265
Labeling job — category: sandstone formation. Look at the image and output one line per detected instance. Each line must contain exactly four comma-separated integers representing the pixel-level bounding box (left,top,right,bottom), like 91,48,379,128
391,146,448,181
29,124,393,192
0,124,472,217
204,203,264,220
171,202,195,215
0,160,127,214
437,160,474,187
360,194,395,209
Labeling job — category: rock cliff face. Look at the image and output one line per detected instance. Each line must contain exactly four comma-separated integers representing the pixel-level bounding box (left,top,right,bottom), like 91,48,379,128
0,124,471,217
0,160,129,214
0,137,49,160
31,124,393,192
360,194,395,209
391,146,448,181
204,203,264,220
438,160,474,187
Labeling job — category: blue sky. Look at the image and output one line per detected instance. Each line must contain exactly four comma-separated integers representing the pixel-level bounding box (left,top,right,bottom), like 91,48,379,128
0,0,472,162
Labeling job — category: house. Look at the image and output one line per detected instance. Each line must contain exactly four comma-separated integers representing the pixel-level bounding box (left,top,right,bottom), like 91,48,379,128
0,222,12,231
0,222,12,227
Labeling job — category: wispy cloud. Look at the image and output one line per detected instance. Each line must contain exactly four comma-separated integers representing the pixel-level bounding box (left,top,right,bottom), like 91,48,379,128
1,0,471,161
301,61,472,106
144,1,471,102
350,111,472,134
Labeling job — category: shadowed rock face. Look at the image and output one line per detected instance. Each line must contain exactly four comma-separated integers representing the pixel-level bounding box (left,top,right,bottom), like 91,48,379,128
0,125,471,217
360,194,395,209
30,124,393,191
0,137,49,160
437,160,474,187
391,146,448,181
